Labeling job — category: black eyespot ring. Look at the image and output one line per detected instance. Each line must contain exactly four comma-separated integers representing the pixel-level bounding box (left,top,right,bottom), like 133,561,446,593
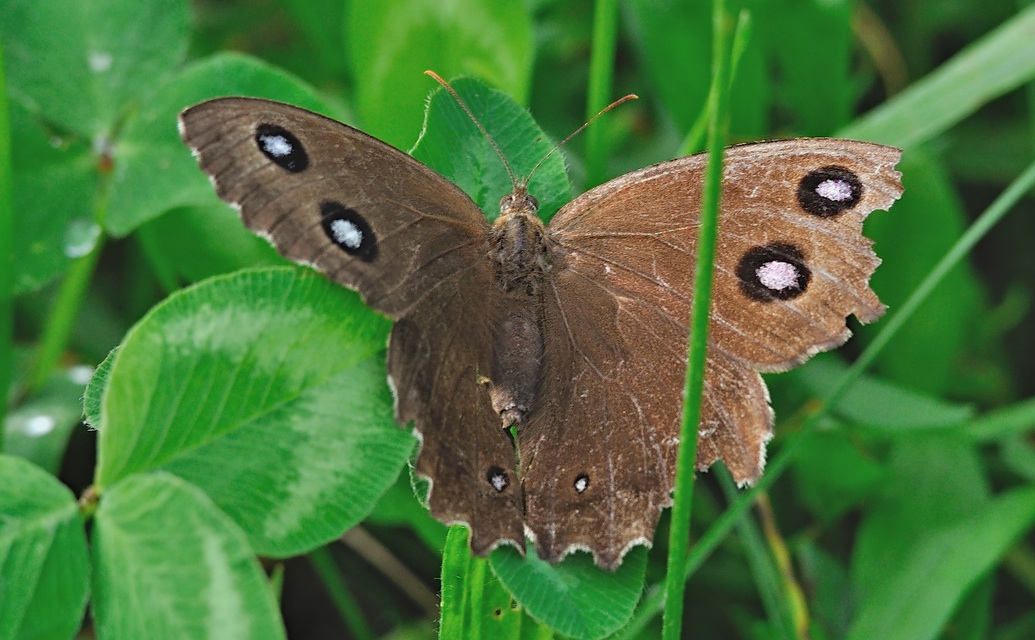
255,124,309,172
486,466,509,493
797,166,862,217
737,243,811,301
319,202,378,262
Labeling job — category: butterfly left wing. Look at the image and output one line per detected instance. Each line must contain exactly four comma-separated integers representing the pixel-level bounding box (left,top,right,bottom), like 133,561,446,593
520,139,901,568
179,97,493,318
179,97,525,558
387,261,527,555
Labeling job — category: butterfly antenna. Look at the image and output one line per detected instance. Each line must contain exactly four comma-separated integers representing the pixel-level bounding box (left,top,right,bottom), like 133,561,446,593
425,70,518,191
525,93,639,185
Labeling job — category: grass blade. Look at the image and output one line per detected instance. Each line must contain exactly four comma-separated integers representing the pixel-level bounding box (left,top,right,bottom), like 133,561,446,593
661,0,732,637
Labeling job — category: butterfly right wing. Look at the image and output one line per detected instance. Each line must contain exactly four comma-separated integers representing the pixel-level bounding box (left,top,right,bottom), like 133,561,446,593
519,140,900,568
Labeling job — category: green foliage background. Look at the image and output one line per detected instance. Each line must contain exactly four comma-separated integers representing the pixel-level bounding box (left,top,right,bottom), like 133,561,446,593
3,0,1035,638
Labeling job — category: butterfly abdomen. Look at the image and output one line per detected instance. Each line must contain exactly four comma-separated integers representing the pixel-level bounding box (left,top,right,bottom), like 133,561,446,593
486,210,550,428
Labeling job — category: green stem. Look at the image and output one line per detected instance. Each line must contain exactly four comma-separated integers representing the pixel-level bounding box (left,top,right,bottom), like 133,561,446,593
308,545,377,640
679,9,752,157
26,214,106,394
584,0,620,188
622,156,1035,638
439,525,473,638
661,1,732,638
0,37,12,451
717,473,796,639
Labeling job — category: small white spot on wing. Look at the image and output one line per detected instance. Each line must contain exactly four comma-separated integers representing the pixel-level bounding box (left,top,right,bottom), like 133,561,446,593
258,133,293,158
489,471,508,492
756,260,799,291
816,178,854,202
329,218,363,249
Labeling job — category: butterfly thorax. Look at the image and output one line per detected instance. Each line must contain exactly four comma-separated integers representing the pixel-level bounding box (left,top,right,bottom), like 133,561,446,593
491,188,549,295
486,187,550,428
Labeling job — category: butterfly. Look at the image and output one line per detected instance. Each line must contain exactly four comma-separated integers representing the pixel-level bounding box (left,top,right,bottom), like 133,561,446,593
179,92,901,570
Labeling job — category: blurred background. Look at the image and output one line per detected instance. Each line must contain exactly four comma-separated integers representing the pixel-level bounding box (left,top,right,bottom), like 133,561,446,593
4,0,1035,638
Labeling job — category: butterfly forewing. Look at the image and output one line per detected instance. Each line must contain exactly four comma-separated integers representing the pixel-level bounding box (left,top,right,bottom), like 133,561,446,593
179,98,493,318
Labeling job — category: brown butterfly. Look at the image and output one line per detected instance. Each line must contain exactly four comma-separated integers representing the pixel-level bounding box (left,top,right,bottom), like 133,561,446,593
179,94,902,570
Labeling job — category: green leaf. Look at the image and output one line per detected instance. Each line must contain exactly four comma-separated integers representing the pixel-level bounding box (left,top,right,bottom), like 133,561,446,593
278,0,350,79
0,0,189,136
1,0,188,291
624,0,769,139
841,3,1035,148
790,355,975,432
366,473,448,553
490,543,647,640
412,77,570,222
851,438,989,608
440,527,553,639
4,360,90,474
439,527,474,638
0,454,90,640
0,21,11,431
345,0,534,148
858,150,985,397
135,204,283,285
764,0,855,134
790,430,885,524
7,101,96,293
84,347,117,430
91,472,287,640
796,540,853,638
96,267,416,556
108,52,341,236
846,487,1035,640
1000,436,1035,482
962,396,1035,442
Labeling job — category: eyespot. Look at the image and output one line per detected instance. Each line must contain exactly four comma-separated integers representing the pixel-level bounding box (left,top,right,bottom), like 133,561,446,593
320,202,378,262
574,473,589,494
486,466,509,493
255,124,309,172
737,243,811,301
797,166,862,217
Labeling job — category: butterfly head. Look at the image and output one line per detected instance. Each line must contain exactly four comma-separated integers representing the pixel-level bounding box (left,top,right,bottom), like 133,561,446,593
499,185,539,219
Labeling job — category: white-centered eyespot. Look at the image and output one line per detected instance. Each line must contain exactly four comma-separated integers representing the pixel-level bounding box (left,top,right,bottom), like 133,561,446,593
487,466,509,492
574,473,589,494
